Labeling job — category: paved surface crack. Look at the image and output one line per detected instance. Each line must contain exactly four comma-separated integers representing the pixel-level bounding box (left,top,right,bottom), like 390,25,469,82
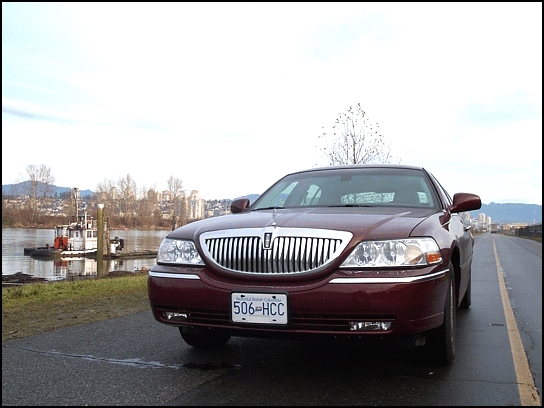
11,346,242,370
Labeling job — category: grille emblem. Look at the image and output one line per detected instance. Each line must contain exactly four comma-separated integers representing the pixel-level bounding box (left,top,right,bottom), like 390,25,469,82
263,232,272,249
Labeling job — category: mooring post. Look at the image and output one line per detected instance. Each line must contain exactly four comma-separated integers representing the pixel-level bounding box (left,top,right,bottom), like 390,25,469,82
97,204,105,277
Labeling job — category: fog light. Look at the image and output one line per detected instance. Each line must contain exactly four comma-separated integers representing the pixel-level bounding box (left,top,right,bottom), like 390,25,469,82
350,321,392,331
164,311,188,321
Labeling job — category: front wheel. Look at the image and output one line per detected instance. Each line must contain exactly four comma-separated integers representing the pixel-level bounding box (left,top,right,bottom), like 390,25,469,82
460,268,472,309
179,327,231,349
427,262,457,365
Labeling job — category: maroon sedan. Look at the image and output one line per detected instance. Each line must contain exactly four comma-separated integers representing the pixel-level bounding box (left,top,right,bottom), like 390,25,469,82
148,164,481,365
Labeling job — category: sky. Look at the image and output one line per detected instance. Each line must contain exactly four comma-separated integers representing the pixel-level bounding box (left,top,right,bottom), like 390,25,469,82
2,2,542,204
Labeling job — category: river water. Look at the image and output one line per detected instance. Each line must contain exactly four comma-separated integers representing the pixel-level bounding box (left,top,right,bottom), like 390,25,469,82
2,228,171,282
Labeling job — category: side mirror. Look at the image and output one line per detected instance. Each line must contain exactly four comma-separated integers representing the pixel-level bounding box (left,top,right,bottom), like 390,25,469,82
230,198,251,214
449,193,482,213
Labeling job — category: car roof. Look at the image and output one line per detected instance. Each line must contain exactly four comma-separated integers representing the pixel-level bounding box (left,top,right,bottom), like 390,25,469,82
287,163,428,176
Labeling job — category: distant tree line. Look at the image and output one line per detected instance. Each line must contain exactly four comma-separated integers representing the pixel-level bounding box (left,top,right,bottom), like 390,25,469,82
3,104,396,229
2,165,188,229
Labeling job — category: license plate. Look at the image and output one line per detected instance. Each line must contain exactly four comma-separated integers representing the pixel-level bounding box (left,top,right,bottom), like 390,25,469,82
231,292,288,325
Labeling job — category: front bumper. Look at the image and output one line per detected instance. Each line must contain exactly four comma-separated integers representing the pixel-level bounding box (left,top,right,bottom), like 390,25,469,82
147,265,449,338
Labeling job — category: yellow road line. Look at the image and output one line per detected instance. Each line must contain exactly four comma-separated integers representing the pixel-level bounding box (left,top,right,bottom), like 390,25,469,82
493,239,541,406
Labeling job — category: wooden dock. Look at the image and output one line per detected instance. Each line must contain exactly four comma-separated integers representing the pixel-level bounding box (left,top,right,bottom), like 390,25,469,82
88,250,158,260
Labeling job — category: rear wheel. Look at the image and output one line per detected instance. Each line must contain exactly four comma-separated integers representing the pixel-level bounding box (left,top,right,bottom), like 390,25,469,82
179,327,231,349
427,262,456,365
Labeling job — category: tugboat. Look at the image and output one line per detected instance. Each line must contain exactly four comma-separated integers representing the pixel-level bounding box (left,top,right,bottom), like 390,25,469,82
25,188,123,259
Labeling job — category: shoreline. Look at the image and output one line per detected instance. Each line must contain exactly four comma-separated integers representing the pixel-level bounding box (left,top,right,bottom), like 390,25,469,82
2,269,149,286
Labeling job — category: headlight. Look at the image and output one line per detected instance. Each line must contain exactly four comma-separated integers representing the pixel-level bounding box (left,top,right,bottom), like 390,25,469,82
341,238,442,268
157,238,204,265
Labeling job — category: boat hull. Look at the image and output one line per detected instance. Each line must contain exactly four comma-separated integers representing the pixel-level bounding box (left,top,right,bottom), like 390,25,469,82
30,248,97,259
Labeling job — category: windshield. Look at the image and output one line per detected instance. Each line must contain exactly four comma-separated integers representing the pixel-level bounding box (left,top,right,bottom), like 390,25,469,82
251,167,440,210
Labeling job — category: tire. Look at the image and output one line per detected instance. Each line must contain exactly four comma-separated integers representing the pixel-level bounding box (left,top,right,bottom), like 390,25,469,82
179,327,231,349
460,268,471,309
427,262,456,365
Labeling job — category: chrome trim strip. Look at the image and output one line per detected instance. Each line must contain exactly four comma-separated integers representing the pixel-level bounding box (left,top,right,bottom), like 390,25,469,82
148,271,200,280
329,269,447,284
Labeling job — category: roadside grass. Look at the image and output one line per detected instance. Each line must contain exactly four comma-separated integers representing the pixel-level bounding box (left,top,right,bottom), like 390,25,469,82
2,273,150,342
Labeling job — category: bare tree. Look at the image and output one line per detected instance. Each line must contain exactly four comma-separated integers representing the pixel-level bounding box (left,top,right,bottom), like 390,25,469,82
95,178,118,217
117,174,137,221
21,164,56,225
167,175,185,230
318,103,393,165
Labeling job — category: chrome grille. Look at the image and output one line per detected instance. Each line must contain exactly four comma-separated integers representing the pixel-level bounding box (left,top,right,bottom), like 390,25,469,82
200,228,352,276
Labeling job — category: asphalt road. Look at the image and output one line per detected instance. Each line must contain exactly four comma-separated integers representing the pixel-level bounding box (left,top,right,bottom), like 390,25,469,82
2,234,541,406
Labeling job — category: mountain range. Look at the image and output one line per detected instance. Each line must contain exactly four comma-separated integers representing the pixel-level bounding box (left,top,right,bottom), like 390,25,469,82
235,195,541,224
2,183,542,224
476,202,541,224
2,182,93,197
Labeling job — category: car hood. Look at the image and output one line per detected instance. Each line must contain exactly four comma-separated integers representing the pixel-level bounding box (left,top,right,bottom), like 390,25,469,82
168,207,439,242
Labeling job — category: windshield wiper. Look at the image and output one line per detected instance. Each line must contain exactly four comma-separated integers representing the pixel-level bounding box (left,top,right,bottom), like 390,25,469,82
253,206,283,211
328,204,374,207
